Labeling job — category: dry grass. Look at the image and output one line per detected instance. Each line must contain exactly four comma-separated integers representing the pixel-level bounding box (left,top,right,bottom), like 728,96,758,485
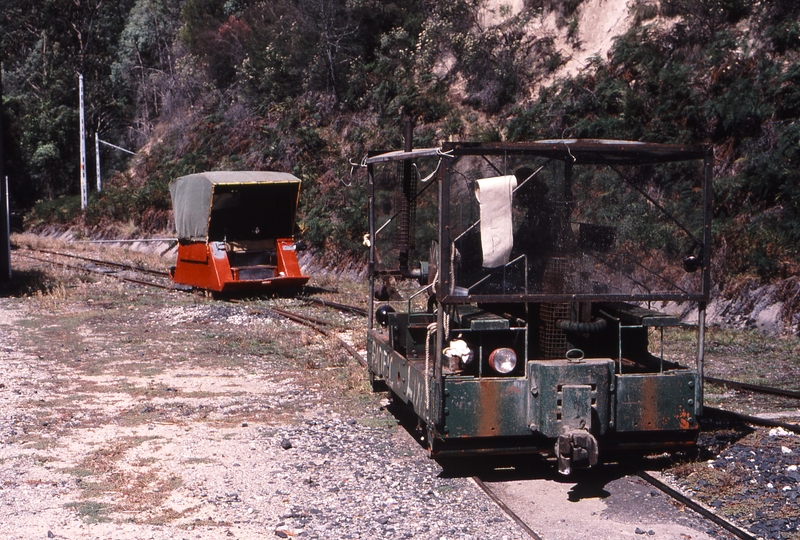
11,238,798,533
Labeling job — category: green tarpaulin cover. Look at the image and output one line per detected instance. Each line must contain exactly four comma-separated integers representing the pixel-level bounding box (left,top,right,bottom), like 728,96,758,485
170,171,302,242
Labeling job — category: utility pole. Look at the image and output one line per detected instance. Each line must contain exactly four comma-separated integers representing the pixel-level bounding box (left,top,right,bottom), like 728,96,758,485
95,131,101,192
79,74,87,210
0,61,10,281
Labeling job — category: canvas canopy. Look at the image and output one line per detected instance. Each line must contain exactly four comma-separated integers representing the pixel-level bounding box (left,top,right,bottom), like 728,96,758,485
170,171,302,242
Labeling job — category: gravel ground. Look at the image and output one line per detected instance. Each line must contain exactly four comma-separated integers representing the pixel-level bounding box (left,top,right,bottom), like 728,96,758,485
3,245,800,540
668,425,800,540
0,258,524,540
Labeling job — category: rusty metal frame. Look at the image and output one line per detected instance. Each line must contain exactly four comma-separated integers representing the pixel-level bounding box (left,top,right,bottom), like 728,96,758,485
365,139,712,434
436,140,711,306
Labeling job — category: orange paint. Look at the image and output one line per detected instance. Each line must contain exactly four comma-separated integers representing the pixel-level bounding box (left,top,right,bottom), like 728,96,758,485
172,240,308,292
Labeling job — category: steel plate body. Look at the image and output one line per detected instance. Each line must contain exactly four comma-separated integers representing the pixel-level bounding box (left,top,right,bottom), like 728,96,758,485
172,238,309,292
363,139,712,462
615,371,698,432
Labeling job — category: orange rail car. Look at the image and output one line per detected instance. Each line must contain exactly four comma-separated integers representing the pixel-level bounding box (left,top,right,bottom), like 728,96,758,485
169,171,309,292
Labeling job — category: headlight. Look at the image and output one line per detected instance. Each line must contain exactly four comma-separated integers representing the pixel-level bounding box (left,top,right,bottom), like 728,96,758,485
488,348,517,374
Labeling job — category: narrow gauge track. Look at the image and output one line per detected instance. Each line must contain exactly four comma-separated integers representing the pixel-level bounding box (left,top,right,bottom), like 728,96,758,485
260,306,366,367
15,246,368,365
636,471,757,540
706,376,800,400
701,378,800,434
12,246,795,539
302,296,368,317
704,406,800,434
472,464,753,540
14,249,176,290
26,247,170,277
472,477,543,540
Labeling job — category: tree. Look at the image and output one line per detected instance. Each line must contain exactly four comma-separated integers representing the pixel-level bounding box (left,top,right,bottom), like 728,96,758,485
1,0,135,204
111,0,185,142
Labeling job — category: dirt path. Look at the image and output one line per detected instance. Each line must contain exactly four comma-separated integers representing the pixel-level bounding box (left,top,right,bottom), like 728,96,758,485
0,254,524,539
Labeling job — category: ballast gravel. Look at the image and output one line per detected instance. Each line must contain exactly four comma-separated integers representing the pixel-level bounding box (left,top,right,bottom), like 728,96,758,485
0,283,523,540
672,426,800,540
261,419,521,540
1,254,798,539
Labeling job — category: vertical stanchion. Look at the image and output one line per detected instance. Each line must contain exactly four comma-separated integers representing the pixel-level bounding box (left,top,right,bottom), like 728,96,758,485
0,62,9,281
79,74,87,210
2,177,9,281
95,131,101,192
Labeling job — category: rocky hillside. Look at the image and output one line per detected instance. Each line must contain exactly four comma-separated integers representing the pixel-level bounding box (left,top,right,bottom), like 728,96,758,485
3,0,800,331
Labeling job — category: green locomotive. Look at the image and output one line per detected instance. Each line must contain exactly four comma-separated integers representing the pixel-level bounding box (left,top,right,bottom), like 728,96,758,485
362,139,712,474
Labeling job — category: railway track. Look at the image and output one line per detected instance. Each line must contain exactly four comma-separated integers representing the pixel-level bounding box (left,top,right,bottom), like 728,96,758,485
15,246,368,366
706,375,800,400
29,247,171,277
472,477,544,540
702,376,800,434
263,306,366,367
636,471,756,540
11,244,796,540
14,249,176,290
469,463,752,540
704,405,800,434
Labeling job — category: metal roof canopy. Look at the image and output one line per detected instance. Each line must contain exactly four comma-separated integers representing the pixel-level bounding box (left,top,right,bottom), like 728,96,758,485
364,147,442,164
441,140,708,165
170,171,302,242
364,140,709,166
364,139,713,307
434,139,713,304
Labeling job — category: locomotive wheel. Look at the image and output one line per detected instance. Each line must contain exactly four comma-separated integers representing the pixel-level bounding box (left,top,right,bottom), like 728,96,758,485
369,372,387,392
426,424,439,456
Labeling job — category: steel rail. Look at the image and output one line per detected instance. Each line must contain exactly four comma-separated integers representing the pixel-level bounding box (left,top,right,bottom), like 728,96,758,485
15,251,84,272
303,297,368,317
704,406,800,434
471,477,544,540
637,470,757,540
32,247,374,316
74,238,176,243
268,307,335,328
18,248,369,367
268,307,367,367
705,376,800,400
32,247,170,277
14,251,176,291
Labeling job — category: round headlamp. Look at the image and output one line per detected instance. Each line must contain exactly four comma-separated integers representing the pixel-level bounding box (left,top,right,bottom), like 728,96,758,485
488,348,517,374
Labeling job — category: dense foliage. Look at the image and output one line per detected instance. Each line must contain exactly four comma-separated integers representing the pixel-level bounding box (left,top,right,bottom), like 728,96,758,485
2,0,800,277
507,0,800,279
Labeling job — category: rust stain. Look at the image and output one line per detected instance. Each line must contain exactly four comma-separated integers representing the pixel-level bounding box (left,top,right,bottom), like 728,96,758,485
677,409,692,430
639,377,658,430
476,379,501,437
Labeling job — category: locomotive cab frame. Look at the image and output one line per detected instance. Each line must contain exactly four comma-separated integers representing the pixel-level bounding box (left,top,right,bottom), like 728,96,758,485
363,139,712,474
169,171,309,293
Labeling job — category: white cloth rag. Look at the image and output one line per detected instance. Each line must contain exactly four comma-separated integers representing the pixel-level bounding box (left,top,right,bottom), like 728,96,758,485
476,175,517,267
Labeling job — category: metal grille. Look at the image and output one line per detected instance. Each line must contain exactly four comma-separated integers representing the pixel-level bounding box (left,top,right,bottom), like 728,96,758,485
543,256,568,294
539,302,569,358
393,161,417,253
